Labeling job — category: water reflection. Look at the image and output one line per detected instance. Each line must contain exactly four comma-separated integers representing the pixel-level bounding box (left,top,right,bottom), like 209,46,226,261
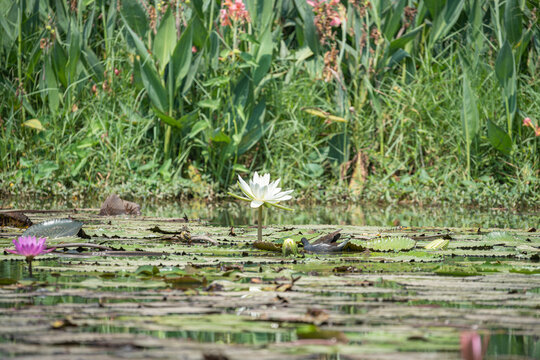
84,325,296,345
153,202,538,229
1,198,537,228
487,331,539,358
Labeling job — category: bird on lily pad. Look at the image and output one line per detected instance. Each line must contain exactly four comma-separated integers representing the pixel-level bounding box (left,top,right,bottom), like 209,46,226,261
311,229,342,245
301,236,349,253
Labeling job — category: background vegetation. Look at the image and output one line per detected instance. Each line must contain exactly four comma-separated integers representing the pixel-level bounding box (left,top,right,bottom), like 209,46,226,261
1,0,539,208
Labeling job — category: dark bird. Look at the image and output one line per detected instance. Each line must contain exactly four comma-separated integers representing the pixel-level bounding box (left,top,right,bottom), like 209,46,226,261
312,229,342,245
301,236,349,253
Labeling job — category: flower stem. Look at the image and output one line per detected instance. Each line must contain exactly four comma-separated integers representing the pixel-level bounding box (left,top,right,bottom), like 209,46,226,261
257,206,263,242
27,257,33,277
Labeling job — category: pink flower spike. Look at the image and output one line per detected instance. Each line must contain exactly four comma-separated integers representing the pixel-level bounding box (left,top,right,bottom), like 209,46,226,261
220,0,250,27
523,117,533,128
5,236,55,258
535,125,540,137
330,16,342,27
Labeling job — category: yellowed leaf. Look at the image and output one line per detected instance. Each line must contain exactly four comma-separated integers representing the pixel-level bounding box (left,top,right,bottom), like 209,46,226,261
22,119,45,131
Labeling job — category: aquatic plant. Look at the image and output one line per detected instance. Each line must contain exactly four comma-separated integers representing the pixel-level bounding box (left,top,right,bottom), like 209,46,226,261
229,172,293,242
282,238,298,256
5,236,55,277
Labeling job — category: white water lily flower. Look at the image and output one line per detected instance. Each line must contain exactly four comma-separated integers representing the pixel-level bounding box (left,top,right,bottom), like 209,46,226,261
228,172,293,242
233,172,293,210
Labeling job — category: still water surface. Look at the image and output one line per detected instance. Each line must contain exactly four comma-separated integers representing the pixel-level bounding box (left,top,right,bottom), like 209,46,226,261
2,198,537,229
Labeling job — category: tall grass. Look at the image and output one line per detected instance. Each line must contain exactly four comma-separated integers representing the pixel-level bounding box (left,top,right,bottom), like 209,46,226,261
0,0,538,208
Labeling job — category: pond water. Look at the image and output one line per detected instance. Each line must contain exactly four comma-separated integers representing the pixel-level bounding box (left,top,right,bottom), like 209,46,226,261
2,198,538,229
0,204,538,358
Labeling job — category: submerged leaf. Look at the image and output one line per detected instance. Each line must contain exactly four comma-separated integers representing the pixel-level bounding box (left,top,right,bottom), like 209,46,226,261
164,276,207,289
435,265,480,277
296,324,348,343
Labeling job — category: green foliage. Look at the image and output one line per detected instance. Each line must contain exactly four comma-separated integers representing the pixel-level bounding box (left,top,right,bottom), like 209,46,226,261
0,0,538,207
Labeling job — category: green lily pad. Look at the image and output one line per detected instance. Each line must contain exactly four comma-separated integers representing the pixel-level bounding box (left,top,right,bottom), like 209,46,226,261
135,265,160,276
357,237,417,252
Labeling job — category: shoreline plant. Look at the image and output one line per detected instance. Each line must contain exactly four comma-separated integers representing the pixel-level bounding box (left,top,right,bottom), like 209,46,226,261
0,0,538,208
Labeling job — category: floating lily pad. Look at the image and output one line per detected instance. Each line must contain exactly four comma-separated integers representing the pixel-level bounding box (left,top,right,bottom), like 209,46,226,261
135,265,160,276
348,237,416,252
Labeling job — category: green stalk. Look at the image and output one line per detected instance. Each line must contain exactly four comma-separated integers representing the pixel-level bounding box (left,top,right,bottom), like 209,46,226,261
257,206,263,242
17,0,25,123
505,97,512,140
164,61,174,159
466,141,471,179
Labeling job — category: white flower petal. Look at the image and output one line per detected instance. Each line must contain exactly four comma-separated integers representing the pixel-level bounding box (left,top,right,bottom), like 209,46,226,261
274,194,292,201
260,173,271,186
238,175,254,199
235,172,293,207
253,172,261,185
250,200,264,208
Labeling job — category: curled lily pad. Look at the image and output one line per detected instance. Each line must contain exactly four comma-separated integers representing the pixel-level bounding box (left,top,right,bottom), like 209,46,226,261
253,241,281,252
23,219,83,238
425,239,450,250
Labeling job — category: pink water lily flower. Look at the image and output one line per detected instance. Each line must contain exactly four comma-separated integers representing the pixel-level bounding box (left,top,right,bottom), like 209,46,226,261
6,236,55,258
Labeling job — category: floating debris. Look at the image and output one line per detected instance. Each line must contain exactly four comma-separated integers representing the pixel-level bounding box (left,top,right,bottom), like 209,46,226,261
99,194,141,216
0,212,33,228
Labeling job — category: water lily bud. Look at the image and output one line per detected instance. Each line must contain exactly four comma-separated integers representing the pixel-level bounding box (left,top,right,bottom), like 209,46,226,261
282,238,298,256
